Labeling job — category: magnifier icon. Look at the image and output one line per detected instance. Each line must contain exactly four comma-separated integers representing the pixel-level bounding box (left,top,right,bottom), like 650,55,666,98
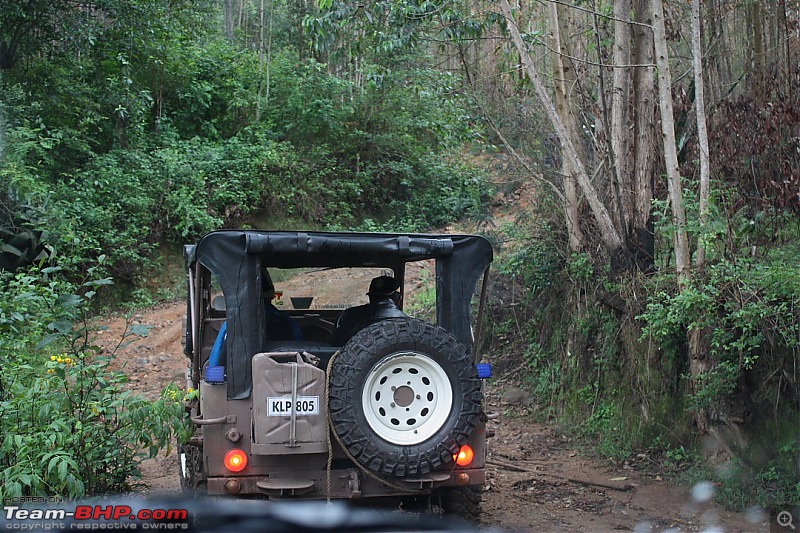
778,511,796,530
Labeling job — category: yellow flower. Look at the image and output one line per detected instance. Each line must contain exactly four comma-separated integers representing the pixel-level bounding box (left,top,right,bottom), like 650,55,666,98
47,369,55,374
50,355,57,361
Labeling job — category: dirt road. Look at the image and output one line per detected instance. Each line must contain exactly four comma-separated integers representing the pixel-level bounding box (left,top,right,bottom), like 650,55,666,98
94,299,761,533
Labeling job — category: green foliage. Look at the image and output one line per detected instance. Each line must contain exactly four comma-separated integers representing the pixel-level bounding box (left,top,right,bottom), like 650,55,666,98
521,343,561,412
494,208,564,293
639,255,800,411
583,401,633,462
163,38,261,140
0,263,190,503
405,268,436,322
306,0,499,61
356,154,492,232
566,252,594,284
2,5,491,281
664,445,692,468
0,0,87,70
0,355,187,501
684,437,800,512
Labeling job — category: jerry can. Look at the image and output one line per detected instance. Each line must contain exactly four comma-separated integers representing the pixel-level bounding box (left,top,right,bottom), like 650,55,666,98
251,352,328,455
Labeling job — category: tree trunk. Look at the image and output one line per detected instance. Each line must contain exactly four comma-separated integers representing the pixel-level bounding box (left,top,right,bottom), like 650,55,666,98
750,0,765,80
653,0,701,432
289,0,308,60
780,0,793,97
224,0,236,41
611,0,633,234
688,0,713,436
238,0,248,40
631,0,656,271
549,0,585,252
651,0,690,287
591,0,626,243
256,0,265,122
693,0,711,271
265,0,275,105
0,74,5,159
768,0,779,61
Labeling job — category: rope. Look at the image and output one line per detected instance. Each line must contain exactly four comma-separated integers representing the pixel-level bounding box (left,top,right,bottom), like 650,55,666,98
325,351,338,502
324,350,420,497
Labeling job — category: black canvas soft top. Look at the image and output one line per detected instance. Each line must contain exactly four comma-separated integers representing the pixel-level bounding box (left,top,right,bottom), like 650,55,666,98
185,230,493,399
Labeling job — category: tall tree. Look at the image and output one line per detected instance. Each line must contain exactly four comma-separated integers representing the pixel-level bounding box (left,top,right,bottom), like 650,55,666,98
687,0,713,436
651,0,712,435
288,0,309,58
548,0,585,252
224,0,237,40
651,0,690,286
611,0,632,239
693,0,711,271
630,0,656,271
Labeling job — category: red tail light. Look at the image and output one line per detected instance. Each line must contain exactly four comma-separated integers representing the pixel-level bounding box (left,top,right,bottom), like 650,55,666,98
453,445,474,466
223,449,248,472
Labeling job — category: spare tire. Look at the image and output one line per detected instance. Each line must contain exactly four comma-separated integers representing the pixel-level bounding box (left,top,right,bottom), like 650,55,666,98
328,318,481,478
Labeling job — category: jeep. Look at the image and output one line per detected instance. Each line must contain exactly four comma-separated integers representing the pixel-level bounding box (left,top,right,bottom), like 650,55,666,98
180,230,493,518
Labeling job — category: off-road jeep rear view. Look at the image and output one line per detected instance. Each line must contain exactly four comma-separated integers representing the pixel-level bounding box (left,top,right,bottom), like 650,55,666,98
180,230,493,518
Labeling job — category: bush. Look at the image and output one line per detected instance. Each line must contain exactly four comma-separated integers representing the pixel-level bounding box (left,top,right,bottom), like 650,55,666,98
639,255,800,413
0,263,190,503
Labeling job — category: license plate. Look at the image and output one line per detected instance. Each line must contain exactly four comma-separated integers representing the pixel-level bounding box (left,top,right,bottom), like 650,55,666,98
267,396,320,416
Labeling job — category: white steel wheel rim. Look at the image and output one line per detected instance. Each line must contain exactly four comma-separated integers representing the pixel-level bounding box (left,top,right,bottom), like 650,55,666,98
361,351,454,445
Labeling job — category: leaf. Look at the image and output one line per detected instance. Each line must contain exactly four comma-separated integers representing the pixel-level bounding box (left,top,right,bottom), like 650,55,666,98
49,319,73,334
56,294,84,308
47,455,61,475
82,278,113,287
130,324,152,337
1,243,23,257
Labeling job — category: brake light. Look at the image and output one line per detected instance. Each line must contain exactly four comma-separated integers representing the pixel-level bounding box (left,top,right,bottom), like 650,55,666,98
453,445,474,466
224,449,248,472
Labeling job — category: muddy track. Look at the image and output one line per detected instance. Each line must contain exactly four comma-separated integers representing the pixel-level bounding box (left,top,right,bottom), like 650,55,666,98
96,299,757,533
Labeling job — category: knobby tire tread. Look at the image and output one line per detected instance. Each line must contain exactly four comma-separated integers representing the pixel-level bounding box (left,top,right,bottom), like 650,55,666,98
328,318,482,479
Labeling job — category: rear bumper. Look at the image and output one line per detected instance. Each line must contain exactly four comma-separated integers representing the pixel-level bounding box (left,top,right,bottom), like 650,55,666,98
207,467,486,499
